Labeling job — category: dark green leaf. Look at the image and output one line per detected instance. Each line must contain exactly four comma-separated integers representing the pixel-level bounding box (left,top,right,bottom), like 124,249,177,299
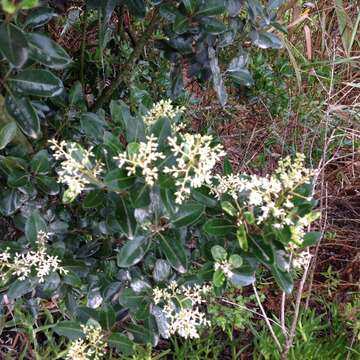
118,288,146,311
80,112,106,140
171,201,205,228
182,0,200,14
36,175,60,195
9,69,64,97
130,183,151,208
271,266,293,293
0,23,28,68
83,189,105,209
0,122,17,150
151,117,171,150
24,7,58,28
201,17,226,34
249,235,274,265
108,333,134,355
110,100,145,142
229,69,254,87
159,233,188,273
53,321,84,340
99,305,116,330
5,96,41,139
27,33,71,69
117,236,151,268
173,13,189,34
192,187,218,208
0,189,22,216
30,150,50,174
195,0,226,16
25,210,47,244
124,0,146,18
105,169,136,190
7,279,35,300
204,219,234,236
249,31,283,49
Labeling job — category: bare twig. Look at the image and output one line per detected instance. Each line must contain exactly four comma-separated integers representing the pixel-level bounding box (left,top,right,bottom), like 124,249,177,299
252,284,283,352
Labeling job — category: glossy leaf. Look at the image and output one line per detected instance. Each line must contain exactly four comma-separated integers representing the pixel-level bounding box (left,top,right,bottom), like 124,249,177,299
117,236,151,268
108,333,134,355
171,202,205,228
195,0,226,16
30,150,50,174
7,279,35,300
237,224,248,251
27,33,71,69
24,6,58,28
249,31,283,49
80,112,106,140
0,122,17,150
130,183,151,208
9,69,64,97
5,96,41,139
25,210,48,244
53,321,84,340
271,266,293,293
83,189,105,209
118,288,146,311
0,23,28,68
105,169,136,190
36,175,60,195
0,189,22,216
159,233,188,273
124,0,146,18
203,219,234,236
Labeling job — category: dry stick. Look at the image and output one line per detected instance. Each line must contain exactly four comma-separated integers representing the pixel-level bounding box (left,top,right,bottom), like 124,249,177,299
281,259,311,360
80,6,88,87
280,292,287,337
91,9,159,111
252,284,283,352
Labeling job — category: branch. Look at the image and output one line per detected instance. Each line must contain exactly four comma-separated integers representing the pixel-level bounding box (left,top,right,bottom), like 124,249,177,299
252,284,283,352
91,9,160,111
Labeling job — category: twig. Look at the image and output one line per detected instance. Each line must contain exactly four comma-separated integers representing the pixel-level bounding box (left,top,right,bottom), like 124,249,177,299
92,9,159,111
80,5,88,87
252,284,283,352
281,259,311,359
280,292,287,337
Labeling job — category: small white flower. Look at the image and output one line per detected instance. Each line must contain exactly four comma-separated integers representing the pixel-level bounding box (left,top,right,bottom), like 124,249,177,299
164,133,226,204
143,99,185,127
49,139,104,199
114,135,165,186
66,323,106,360
0,231,67,284
152,282,211,339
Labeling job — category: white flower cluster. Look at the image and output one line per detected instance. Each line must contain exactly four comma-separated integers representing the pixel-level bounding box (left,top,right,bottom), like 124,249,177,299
214,260,232,277
49,139,104,199
0,231,67,283
211,154,313,232
143,99,185,127
66,323,106,360
164,134,226,203
292,250,312,270
114,134,165,186
153,281,211,339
